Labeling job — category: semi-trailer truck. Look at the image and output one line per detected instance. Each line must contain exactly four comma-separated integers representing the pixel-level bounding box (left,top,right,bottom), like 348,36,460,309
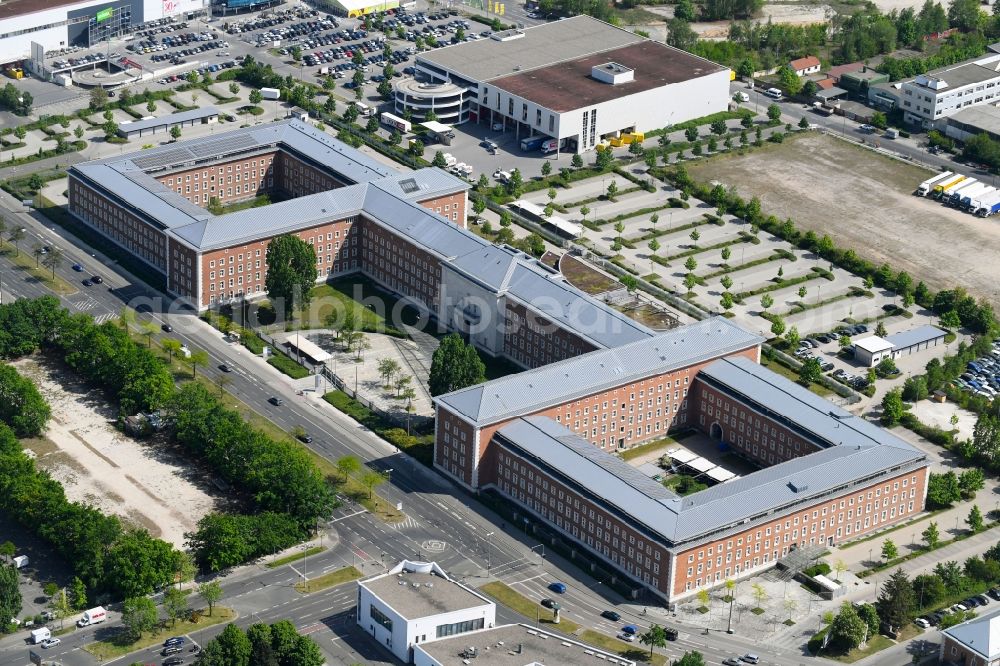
260,87,280,100
519,135,544,151
948,179,980,206
964,186,996,212
976,192,1000,216
916,171,953,196
933,174,967,199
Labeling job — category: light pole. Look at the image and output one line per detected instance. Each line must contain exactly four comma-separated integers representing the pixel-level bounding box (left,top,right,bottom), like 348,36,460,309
485,531,494,573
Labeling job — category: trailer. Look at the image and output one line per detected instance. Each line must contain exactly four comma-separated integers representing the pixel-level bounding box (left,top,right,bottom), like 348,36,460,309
947,179,980,206
380,111,411,133
934,174,969,200
916,171,953,196
964,185,996,212
933,174,967,199
519,135,544,152
260,87,280,100
976,192,1000,216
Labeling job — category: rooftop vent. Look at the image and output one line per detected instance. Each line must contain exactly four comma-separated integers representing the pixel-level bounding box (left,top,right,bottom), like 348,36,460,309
788,480,809,493
591,62,634,85
490,29,525,42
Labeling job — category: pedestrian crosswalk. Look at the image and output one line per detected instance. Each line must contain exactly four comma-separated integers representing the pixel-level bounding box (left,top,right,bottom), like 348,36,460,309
70,296,100,311
94,313,117,325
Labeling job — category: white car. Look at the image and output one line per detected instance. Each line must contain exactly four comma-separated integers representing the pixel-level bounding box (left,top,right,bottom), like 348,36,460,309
617,632,635,642
41,638,61,649
492,122,504,131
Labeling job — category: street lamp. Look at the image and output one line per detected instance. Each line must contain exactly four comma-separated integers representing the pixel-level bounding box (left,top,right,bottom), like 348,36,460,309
485,531,494,573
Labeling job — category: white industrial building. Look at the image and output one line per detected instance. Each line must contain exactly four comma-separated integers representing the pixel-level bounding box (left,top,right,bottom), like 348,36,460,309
853,325,946,367
0,0,206,66
900,50,1000,128
402,15,731,154
356,560,497,664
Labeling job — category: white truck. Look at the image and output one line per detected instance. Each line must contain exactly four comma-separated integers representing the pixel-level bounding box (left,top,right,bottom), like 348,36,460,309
963,185,996,212
916,171,953,196
76,607,107,628
947,178,980,206
260,87,280,100
30,628,50,644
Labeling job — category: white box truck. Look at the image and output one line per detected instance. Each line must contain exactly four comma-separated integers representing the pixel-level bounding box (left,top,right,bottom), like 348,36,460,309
30,627,51,644
260,87,280,100
76,607,107,628
916,171,952,196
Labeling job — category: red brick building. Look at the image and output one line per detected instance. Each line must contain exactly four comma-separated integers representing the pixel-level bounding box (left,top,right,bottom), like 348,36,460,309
435,330,930,606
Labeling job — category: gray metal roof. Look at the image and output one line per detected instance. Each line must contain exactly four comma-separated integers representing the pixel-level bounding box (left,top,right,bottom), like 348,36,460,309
916,54,1000,90
494,354,927,545
697,356,920,452
941,610,1000,660
118,107,220,135
370,169,467,201
416,15,641,82
436,318,762,426
361,570,491,618
948,104,1000,135
885,325,946,350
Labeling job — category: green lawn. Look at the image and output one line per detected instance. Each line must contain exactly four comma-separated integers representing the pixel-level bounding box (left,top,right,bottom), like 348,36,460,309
323,390,434,465
760,353,833,397
208,193,274,215
478,582,580,633
295,565,362,593
266,545,326,569
620,436,676,461
578,629,667,666
305,278,412,335
84,607,235,660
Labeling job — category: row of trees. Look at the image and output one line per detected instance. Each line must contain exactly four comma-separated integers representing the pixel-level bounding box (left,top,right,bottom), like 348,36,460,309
0,422,181,598
195,620,324,666
0,297,335,575
0,83,32,116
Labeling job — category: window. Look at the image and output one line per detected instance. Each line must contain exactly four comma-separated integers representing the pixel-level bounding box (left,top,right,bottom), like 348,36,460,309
370,606,392,631
436,618,485,638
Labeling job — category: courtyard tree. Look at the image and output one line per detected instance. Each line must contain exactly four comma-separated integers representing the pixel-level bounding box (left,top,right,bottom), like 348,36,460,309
750,582,768,611
265,234,318,318
429,333,486,396
377,358,401,388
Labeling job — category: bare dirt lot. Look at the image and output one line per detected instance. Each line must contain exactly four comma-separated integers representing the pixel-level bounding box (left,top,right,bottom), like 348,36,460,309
13,356,220,547
687,132,1000,311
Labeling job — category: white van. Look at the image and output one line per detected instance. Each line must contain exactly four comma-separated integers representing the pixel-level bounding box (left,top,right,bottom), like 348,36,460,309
734,91,749,102
765,87,782,99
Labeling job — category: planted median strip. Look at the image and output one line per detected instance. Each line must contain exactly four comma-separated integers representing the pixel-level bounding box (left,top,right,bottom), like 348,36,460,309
266,545,326,569
295,565,362,594
84,607,235,661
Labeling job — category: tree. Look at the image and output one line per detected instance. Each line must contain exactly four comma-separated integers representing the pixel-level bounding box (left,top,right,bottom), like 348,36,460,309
799,357,822,385
922,521,940,549
829,602,867,651
169,125,182,141
674,651,706,666
571,153,584,168
377,358,401,388
229,82,240,96
336,455,362,481
163,587,187,626
751,582,768,610
948,0,981,31
394,374,413,398
648,238,661,262
877,569,915,632
710,118,727,136
265,235,318,318
720,291,735,312
432,150,448,168
881,388,905,426
690,229,700,245
959,469,985,498
934,560,963,589
666,18,698,50
103,120,119,139
770,316,786,338
50,588,71,629
202,623,252,666
70,577,87,610
684,256,698,273
720,245,731,263
361,469,386,499
941,309,962,329
0,564,21,630
928,471,962,508
429,333,486,396
881,539,898,562
90,86,109,110
639,624,668,657
777,65,802,96
721,275,733,291
767,104,781,122
607,180,619,200
675,0,697,20
188,349,209,378
684,273,698,294
902,376,928,402
249,89,263,106
760,293,773,311
912,574,946,607
121,596,158,641
968,504,985,533
786,327,800,349
162,338,182,363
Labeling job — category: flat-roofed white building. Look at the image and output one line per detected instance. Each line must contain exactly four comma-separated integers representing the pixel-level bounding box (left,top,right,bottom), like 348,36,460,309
356,560,497,664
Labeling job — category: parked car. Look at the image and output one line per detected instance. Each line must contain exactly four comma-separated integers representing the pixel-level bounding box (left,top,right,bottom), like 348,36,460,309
914,617,931,628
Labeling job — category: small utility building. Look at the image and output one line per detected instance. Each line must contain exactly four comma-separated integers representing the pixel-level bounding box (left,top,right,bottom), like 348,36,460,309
853,336,895,368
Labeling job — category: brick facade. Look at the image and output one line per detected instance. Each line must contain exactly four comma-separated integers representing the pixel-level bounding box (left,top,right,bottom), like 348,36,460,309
68,176,169,272
490,438,928,603
501,299,598,369
155,151,279,207
692,378,820,467
940,633,993,666
360,219,444,313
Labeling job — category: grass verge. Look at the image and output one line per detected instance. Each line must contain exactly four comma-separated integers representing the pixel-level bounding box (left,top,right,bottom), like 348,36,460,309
811,624,921,663
295,565,362,593
324,389,433,465
0,246,77,295
759,353,833,397
479,582,580,633
578,629,667,666
267,350,311,379
620,436,676,462
84,607,235,660
266,545,326,569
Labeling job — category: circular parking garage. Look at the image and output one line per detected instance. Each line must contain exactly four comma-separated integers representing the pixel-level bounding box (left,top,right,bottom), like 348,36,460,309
393,78,469,125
